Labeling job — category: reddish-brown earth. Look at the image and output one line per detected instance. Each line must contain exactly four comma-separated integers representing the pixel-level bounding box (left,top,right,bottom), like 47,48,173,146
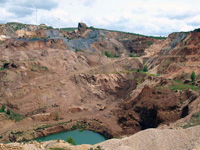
0,22,199,143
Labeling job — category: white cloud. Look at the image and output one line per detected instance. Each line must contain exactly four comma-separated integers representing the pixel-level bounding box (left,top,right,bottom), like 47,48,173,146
0,0,200,36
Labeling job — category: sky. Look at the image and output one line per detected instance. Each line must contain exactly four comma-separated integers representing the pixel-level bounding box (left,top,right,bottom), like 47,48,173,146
0,0,200,36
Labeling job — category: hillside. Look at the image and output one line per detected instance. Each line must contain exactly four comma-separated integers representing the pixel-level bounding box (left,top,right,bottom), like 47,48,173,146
0,22,200,148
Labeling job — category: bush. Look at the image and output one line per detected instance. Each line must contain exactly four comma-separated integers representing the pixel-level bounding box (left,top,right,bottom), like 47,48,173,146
137,69,140,72
105,51,112,58
89,26,95,29
191,71,196,82
1,105,5,112
96,145,101,149
56,112,59,121
66,137,76,145
129,53,134,57
6,109,10,115
143,65,148,72
113,54,119,58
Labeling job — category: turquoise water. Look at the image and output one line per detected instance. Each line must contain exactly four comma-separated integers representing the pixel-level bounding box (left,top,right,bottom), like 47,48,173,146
35,130,106,145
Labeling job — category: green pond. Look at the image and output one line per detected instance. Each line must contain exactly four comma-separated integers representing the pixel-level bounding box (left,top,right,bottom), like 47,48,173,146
35,130,107,145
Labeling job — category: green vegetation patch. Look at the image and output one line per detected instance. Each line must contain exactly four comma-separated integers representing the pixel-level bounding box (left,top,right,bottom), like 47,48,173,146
31,65,49,71
0,105,25,122
104,51,119,58
0,67,5,71
8,112,26,122
61,28,77,31
66,137,76,145
0,105,5,112
169,81,200,92
10,131,23,135
183,112,200,129
147,41,154,45
71,121,87,130
129,53,141,57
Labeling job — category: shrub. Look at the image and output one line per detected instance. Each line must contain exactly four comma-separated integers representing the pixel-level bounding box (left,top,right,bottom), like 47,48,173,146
137,69,140,72
113,54,119,58
143,65,148,72
66,137,76,145
1,105,5,112
6,109,10,115
96,145,101,149
129,53,134,57
105,51,112,58
191,71,196,82
56,112,59,121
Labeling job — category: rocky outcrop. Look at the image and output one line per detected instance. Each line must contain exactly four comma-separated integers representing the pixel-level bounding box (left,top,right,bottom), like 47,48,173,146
78,22,87,33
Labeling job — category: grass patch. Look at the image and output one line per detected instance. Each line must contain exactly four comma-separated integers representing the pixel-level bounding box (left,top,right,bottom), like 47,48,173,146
61,28,77,31
147,41,154,45
8,112,26,122
142,72,157,77
0,67,5,71
183,112,200,129
109,70,158,77
0,108,25,122
104,51,120,58
31,65,49,71
169,81,200,92
129,53,141,57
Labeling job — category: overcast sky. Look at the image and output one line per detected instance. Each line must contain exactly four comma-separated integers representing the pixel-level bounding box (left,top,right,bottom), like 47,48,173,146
0,0,200,36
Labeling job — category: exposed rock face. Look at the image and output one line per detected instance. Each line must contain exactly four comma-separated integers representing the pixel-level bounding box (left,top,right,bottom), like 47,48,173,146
122,37,156,54
4,39,66,50
115,86,182,134
145,31,200,80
